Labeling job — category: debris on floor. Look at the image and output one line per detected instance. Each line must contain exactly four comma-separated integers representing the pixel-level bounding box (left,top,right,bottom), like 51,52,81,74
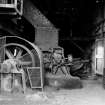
1,78,105,105
0,96,12,101
25,92,49,102
45,73,83,89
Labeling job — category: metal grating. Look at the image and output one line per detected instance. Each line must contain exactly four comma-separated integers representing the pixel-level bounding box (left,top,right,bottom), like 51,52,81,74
27,67,42,88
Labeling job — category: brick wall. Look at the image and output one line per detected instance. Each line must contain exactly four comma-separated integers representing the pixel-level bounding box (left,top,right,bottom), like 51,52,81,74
23,0,59,51
35,27,58,51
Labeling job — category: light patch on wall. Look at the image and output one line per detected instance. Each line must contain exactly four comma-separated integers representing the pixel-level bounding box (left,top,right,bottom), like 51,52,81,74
96,45,104,58
95,40,104,74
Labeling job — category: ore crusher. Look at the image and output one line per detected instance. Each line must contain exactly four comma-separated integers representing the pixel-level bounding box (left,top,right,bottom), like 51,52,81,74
0,0,44,93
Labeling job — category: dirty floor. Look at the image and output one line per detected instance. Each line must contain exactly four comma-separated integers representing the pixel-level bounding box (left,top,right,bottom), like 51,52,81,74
0,77,105,105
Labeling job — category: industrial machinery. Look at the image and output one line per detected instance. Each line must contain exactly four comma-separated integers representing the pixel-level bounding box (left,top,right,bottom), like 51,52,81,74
0,0,44,93
0,36,44,93
51,47,65,74
43,47,71,76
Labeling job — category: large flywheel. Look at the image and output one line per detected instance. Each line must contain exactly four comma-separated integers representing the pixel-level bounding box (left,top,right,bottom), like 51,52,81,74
0,36,43,91
0,36,41,67
2,43,35,67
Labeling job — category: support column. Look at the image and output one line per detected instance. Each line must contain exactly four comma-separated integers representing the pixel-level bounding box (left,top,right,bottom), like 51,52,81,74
35,27,59,51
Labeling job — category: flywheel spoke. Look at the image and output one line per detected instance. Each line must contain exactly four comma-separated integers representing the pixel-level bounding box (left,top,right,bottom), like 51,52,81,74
19,52,32,62
16,49,23,59
19,61,32,65
5,49,14,59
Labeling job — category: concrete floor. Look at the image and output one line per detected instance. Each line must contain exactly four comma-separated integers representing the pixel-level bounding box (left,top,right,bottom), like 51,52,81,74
0,77,105,105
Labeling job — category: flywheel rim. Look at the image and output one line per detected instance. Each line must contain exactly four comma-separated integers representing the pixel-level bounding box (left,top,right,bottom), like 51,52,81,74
0,43,35,67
